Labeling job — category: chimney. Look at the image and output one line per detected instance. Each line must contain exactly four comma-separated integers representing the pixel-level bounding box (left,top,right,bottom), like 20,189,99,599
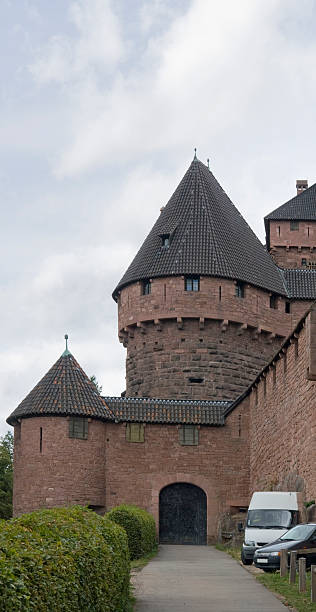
296,179,308,195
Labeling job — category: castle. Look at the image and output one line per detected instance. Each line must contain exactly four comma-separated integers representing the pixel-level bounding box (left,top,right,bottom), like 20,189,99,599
7,156,316,544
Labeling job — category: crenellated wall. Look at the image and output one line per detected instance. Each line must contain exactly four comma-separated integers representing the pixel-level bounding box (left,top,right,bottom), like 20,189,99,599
13,417,107,516
242,309,316,500
268,220,316,268
117,276,310,400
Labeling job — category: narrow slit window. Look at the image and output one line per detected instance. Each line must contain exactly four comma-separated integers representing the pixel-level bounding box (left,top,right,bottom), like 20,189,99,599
40,427,43,453
301,258,307,267
185,276,200,292
219,286,222,301
285,301,291,314
270,295,277,309
179,425,199,446
277,226,281,236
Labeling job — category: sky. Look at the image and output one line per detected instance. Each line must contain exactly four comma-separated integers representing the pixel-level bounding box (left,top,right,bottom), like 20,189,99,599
1,0,316,435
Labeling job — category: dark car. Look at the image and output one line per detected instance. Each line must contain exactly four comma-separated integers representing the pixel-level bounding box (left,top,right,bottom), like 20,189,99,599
254,523,316,571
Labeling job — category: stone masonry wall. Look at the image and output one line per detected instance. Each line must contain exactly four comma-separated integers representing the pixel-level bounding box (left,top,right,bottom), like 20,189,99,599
104,405,250,542
13,416,107,516
125,318,283,400
269,220,316,268
246,312,316,500
118,276,309,400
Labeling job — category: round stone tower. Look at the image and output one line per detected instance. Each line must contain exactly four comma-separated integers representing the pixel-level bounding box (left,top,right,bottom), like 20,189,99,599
7,346,112,516
113,156,296,401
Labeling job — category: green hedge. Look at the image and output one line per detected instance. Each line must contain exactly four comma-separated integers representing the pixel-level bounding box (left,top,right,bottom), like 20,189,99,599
107,504,157,560
0,506,130,612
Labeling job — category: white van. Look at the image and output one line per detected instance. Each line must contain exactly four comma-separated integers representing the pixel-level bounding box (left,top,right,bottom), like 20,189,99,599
241,491,299,565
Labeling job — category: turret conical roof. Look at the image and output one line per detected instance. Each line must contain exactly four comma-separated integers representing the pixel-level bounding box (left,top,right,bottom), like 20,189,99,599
113,158,286,298
7,351,114,425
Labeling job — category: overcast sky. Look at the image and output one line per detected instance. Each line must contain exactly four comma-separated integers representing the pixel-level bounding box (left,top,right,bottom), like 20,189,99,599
1,0,316,435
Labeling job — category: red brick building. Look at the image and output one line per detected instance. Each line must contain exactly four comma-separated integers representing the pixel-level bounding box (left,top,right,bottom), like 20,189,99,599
7,156,316,543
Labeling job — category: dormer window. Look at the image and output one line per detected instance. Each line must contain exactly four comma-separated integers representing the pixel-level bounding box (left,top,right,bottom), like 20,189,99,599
161,234,170,248
185,276,200,292
142,280,151,295
235,282,245,298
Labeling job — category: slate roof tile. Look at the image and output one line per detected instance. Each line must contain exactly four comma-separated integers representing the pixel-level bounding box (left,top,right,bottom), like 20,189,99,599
113,158,286,298
265,183,316,221
281,269,316,299
103,397,228,425
7,352,115,425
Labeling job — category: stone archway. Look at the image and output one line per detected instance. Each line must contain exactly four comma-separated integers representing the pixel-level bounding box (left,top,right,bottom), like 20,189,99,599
159,482,207,545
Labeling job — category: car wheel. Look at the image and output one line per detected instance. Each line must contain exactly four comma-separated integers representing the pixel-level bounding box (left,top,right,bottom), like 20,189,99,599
241,551,253,565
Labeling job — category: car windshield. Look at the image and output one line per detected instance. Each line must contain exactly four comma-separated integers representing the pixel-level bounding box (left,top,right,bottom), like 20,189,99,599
247,509,292,529
280,525,315,541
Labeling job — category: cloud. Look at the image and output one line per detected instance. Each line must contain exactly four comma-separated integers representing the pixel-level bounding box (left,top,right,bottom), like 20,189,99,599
30,0,123,84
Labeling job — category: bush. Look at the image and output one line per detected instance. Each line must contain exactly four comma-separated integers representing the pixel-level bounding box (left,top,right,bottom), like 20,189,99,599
107,505,157,560
0,506,130,612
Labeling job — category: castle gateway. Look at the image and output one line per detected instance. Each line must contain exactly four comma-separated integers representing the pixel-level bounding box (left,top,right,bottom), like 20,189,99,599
7,157,316,542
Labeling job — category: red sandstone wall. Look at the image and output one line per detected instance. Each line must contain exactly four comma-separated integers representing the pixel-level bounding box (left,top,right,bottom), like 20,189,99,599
117,276,308,400
125,318,283,400
247,317,316,499
13,417,107,516
269,220,316,268
104,408,250,543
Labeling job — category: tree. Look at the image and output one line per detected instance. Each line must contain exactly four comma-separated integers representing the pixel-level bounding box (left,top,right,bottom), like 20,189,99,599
90,375,102,395
0,430,13,519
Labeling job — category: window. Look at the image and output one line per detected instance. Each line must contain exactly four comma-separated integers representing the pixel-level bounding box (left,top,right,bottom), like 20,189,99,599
270,294,277,309
161,234,170,248
285,301,291,314
179,425,199,446
126,423,144,443
277,226,281,236
301,258,307,267
142,280,151,295
290,220,299,231
235,282,244,298
189,377,204,383
69,417,88,440
185,276,200,292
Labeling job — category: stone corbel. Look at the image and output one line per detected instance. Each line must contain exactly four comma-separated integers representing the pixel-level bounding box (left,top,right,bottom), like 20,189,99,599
137,322,146,334
199,317,205,330
154,319,162,332
177,317,183,330
221,319,228,332
237,323,247,336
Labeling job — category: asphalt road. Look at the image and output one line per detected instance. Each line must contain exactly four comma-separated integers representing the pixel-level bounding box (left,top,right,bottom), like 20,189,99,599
133,545,287,611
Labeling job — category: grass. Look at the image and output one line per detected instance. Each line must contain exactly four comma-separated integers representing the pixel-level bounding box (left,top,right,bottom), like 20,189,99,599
215,542,241,562
257,572,316,612
216,543,316,611
130,546,159,572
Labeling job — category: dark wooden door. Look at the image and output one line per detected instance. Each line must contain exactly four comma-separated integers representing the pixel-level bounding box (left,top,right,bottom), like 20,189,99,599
159,483,207,545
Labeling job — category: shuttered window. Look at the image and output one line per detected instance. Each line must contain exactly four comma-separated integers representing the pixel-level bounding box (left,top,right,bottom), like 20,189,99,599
126,423,145,443
179,425,199,446
69,417,88,440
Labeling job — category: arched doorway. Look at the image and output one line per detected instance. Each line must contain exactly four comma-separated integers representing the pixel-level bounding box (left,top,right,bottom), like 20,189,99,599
159,483,207,544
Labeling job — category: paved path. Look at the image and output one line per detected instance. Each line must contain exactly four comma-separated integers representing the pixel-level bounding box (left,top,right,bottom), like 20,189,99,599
133,545,286,611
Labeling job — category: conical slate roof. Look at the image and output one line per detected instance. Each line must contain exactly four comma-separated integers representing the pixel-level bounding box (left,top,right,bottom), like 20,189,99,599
7,351,114,425
265,183,316,221
113,158,286,299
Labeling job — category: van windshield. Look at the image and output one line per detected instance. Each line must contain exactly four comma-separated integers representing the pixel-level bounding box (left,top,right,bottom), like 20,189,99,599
247,509,292,529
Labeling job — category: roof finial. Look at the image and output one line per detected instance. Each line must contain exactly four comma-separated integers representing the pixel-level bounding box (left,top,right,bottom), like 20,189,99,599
207,158,210,170
62,334,71,356
193,147,197,160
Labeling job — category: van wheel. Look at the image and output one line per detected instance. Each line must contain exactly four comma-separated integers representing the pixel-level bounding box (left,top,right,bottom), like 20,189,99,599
241,551,252,565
